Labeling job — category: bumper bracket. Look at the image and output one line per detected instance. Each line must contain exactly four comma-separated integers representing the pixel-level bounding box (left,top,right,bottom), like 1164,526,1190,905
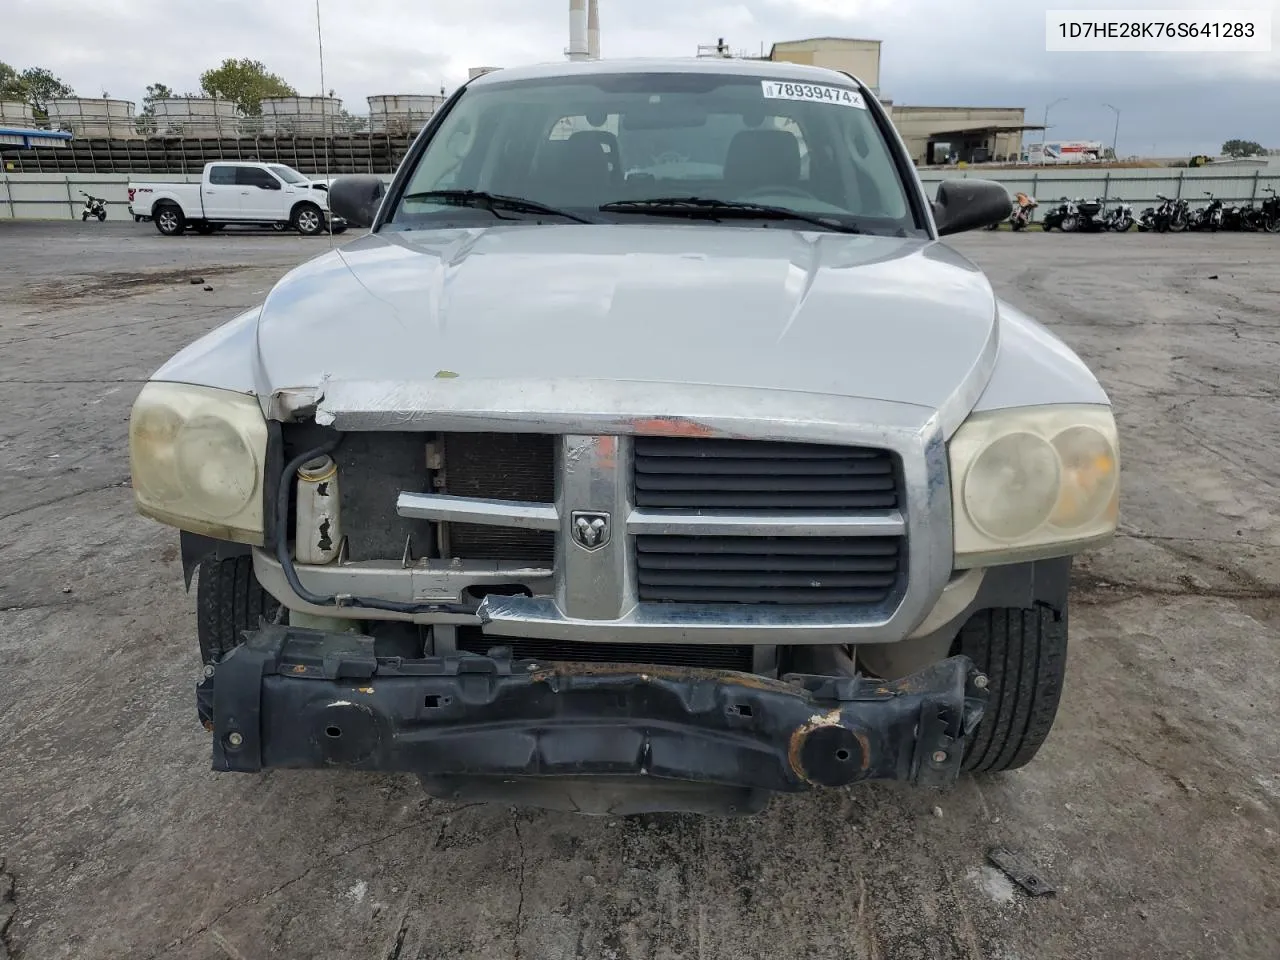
198,625,987,794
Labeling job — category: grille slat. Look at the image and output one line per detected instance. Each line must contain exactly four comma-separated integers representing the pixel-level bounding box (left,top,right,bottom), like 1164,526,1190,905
632,437,900,512
636,474,896,492
636,535,903,606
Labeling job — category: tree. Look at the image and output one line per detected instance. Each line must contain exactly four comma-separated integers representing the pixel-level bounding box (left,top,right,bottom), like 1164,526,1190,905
0,61,23,102
1221,139,1265,158
135,82,174,134
17,66,75,119
0,63,75,120
199,58,296,115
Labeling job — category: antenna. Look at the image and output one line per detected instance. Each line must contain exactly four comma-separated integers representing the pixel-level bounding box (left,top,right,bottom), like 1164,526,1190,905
315,0,334,247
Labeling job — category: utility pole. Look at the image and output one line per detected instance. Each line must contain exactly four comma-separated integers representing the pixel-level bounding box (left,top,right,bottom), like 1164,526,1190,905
1103,103,1121,160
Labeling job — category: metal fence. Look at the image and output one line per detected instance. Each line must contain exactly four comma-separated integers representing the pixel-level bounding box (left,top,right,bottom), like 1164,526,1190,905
916,168,1280,209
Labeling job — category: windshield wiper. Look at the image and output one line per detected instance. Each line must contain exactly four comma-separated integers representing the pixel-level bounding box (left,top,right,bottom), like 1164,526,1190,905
599,197,861,234
400,189,593,224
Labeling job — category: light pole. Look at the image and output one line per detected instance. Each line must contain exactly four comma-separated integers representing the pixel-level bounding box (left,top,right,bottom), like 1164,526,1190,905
1103,103,1121,160
1040,97,1067,159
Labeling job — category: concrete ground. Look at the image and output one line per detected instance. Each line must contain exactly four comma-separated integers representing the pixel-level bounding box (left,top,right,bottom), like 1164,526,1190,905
1,221,1277,960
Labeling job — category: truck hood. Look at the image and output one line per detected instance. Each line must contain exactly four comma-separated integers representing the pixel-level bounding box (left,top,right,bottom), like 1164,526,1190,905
252,224,999,418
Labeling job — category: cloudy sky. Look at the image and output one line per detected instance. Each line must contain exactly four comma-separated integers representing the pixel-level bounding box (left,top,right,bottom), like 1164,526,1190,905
5,0,1278,155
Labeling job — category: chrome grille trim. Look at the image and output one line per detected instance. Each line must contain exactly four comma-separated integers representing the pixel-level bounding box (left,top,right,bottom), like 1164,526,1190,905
396,492,559,530
626,509,905,538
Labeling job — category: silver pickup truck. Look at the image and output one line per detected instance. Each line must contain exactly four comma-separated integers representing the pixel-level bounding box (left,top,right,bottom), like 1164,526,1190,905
129,58,1119,816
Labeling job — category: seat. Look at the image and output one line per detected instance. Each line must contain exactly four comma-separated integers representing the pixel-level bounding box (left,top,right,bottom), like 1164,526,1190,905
723,129,802,195
566,130,623,187
534,132,615,207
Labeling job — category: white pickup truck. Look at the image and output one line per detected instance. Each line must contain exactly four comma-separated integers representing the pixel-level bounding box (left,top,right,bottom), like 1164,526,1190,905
128,161,346,237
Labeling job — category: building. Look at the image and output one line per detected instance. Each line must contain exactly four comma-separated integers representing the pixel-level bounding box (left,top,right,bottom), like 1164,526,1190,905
891,106,1040,165
763,36,1039,164
767,38,882,96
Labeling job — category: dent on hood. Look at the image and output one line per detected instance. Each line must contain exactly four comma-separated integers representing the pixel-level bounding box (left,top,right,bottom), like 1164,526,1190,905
972,300,1109,413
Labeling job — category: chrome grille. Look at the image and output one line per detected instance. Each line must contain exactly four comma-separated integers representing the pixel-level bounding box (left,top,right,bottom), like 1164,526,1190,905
633,437,899,510
632,437,905,606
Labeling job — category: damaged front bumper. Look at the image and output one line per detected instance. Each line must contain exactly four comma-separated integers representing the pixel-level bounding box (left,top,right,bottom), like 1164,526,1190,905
198,626,988,805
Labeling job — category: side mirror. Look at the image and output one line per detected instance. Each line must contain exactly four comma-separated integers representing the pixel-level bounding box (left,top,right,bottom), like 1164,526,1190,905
329,175,387,228
931,179,1011,235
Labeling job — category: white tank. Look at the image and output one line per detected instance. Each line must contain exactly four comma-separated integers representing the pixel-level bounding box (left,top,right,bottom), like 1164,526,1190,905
366,94,446,135
294,455,342,565
45,98,139,138
0,101,35,126
259,96,343,137
148,97,240,137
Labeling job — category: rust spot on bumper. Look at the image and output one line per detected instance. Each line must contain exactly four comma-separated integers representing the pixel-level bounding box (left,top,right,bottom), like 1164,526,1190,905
528,660,795,694
787,708,871,786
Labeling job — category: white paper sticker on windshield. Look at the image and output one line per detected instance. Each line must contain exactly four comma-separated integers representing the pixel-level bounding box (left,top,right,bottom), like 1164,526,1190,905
761,80,866,109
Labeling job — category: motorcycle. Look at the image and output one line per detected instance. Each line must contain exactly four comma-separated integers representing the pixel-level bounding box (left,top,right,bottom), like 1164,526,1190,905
1136,207,1156,232
1010,191,1038,230
1104,201,1136,232
1076,197,1110,232
1153,193,1189,233
1041,198,1080,232
1259,187,1280,233
80,191,107,222
1189,192,1224,232
1222,203,1251,231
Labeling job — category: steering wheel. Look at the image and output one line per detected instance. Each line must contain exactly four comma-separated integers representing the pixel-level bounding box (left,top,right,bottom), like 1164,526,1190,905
651,151,689,166
738,184,818,201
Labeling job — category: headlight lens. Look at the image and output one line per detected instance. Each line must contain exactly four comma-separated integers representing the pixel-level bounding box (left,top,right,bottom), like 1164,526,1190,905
950,405,1119,567
129,382,267,543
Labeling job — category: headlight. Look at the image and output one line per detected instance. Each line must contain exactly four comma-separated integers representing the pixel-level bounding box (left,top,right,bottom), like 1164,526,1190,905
129,382,267,544
949,405,1119,567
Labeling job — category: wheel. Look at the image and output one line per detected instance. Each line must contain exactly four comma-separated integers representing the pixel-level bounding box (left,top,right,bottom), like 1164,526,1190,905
154,203,185,236
293,202,325,236
954,605,1067,773
96,209,106,222
195,555,283,665
1061,215,1079,233
1265,217,1280,234
331,221,349,235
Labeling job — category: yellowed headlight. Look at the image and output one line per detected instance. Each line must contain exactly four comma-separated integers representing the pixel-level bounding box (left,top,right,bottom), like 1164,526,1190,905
950,405,1120,568
129,382,267,544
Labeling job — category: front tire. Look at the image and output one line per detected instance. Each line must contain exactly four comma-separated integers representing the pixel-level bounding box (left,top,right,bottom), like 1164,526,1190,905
293,202,325,237
154,203,185,236
96,209,107,222
954,605,1067,774
195,555,283,665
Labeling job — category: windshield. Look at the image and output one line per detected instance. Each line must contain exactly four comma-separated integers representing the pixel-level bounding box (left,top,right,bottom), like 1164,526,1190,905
269,165,307,184
387,71,920,236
